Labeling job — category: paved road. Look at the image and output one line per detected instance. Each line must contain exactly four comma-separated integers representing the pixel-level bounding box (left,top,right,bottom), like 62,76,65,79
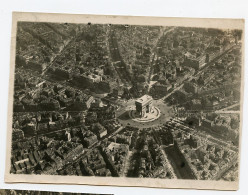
160,147,177,179
108,30,132,84
147,27,175,86
42,37,76,76
215,110,240,114
216,103,240,112
122,151,133,177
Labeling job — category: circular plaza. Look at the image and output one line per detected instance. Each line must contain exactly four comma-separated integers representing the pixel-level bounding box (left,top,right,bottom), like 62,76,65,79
129,106,161,122
116,95,174,128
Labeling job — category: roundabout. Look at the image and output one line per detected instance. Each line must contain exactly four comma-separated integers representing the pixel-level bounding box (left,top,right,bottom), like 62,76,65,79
129,106,161,122
116,97,174,128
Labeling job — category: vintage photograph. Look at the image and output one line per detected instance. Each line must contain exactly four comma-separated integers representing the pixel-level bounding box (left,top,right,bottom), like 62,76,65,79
0,189,112,195
5,12,244,190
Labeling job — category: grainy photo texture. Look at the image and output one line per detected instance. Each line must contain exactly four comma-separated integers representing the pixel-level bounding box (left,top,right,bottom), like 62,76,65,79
0,189,112,195
5,12,244,190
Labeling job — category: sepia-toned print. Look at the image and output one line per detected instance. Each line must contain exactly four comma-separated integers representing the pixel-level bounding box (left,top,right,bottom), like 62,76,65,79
0,189,112,195
5,12,244,190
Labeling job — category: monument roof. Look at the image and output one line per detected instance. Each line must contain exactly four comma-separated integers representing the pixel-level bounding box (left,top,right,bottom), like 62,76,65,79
135,95,152,105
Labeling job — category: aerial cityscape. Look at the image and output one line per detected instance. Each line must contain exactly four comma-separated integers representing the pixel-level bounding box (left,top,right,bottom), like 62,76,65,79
10,21,242,182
